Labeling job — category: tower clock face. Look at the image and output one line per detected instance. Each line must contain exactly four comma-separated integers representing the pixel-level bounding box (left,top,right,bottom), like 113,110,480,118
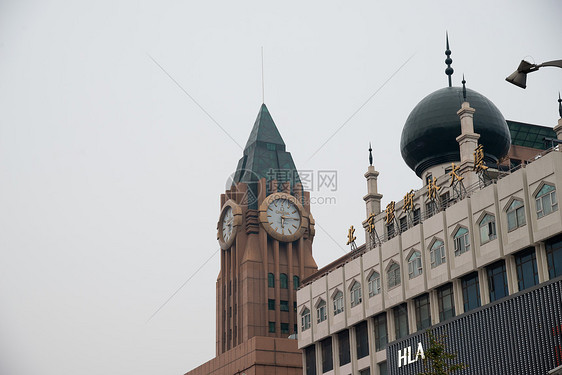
221,206,234,243
259,192,307,242
218,200,242,249
266,199,301,236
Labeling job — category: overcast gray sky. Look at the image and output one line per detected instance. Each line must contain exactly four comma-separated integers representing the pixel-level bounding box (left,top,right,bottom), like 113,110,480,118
1,1,561,374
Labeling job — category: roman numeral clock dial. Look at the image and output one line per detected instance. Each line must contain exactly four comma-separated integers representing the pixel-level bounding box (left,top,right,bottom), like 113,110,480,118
259,192,307,242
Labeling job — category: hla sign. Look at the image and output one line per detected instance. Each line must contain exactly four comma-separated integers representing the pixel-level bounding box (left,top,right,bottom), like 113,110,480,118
397,342,425,367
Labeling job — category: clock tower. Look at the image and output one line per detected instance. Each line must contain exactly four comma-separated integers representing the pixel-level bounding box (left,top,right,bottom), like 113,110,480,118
216,103,318,355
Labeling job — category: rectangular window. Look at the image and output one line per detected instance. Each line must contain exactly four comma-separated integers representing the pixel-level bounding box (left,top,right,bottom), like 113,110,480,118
321,337,333,373
461,272,481,312
373,313,388,351
440,191,450,209
338,330,351,365
281,323,289,334
479,214,497,244
400,216,408,232
393,304,409,340
414,294,431,331
515,248,539,291
304,345,316,375
379,362,388,375
426,201,437,218
268,299,275,310
355,321,369,359
437,283,455,322
280,300,289,311
269,321,275,333
387,222,395,239
317,301,327,323
413,208,421,226
546,235,562,278
359,368,371,375
487,260,509,301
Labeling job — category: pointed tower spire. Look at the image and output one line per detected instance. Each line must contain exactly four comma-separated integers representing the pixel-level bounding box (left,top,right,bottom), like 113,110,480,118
368,142,373,166
462,74,467,101
445,32,454,87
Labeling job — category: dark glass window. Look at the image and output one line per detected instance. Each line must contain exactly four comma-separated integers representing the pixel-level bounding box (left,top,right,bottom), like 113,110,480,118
280,273,288,289
359,368,371,375
355,321,369,359
479,214,497,244
387,263,401,288
268,273,274,288
321,337,333,373
506,200,526,231
461,272,481,312
430,240,446,268
268,299,275,310
293,275,300,289
338,330,351,365
546,236,562,278
280,300,289,311
426,201,437,218
281,323,289,334
316,300,327,323
373,313,388,351
387,222,395,239
269,321,275,333
453,227,470,256
304,345,316,375
437,283,455,322
400,216,408,232
413,208,421,226
408,251,422,278
301,308,311,331
487,260,509,301
515,248,539,291
379,361,388,375
393,304,409,339
440,191,450,209
414,294,431,331
536,184,558,218
350,281,362,307
333,291,344,315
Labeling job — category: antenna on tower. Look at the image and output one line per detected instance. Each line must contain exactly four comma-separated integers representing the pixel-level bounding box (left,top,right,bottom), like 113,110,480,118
261,47,265,104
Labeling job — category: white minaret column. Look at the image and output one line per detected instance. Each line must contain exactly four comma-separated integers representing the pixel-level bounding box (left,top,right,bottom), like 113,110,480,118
553,93,562,140
455,79,481,188
363,144,383,217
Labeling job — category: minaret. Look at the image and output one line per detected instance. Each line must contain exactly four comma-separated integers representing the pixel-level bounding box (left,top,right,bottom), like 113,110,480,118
456,76,481,187
445,32,454,88
553,92,562,140
363,143,383,217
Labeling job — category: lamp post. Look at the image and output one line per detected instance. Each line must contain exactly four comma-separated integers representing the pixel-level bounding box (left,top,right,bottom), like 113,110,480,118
506,59,562,88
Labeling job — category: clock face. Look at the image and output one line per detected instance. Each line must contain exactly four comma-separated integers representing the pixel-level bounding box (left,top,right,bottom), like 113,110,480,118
221,206,234,243
266,198,302,236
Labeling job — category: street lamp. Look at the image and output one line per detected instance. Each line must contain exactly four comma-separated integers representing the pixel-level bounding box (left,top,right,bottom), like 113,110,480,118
506,59,562,88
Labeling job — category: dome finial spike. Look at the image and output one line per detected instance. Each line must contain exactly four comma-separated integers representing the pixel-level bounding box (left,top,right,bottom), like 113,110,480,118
558,92,562,118
462,74,467,101
368,142,373,166
445,31,454,88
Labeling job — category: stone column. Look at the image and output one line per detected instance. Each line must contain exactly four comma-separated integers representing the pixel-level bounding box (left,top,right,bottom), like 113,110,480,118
363,166,383,217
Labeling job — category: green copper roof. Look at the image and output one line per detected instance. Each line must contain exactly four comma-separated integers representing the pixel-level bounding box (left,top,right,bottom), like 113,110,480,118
233,104,300,188
507,120,555,150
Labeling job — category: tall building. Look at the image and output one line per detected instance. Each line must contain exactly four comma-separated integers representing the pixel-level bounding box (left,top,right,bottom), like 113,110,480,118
296,42,562,374
185,104,318,375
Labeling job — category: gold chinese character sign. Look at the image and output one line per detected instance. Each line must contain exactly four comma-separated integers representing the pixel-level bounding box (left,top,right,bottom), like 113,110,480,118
428,177,441,201
473,144,488,173
385,201,396,225
449,162,463,187
403,190,415,212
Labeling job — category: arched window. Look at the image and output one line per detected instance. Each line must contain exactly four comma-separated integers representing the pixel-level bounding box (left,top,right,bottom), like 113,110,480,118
506,200,526,231
280,273,288,289
453,227,470,256
479,214,497,244
350,281,362,307
293,275,300,290
316,300,327,323
536,184,558,218
333,291,344,315
387,263,401,288
301,308,311,331
408,251,422,279
430,240,446,268
268,273,275,288
368,272,381,297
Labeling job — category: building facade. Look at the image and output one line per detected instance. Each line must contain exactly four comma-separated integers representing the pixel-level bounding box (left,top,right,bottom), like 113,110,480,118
296,45,562,375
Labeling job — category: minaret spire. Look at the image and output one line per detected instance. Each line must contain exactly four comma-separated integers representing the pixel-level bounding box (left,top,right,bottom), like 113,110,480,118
558,92,562,118
368,142,373,166
445,32,454,87
462,74,467,101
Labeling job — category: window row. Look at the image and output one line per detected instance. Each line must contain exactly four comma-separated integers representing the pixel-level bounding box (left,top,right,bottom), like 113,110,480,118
385,184,558,242
301,243,562,331
267,273,299,289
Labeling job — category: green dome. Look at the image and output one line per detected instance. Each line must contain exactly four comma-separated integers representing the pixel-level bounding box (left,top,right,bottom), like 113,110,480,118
400,87,511,177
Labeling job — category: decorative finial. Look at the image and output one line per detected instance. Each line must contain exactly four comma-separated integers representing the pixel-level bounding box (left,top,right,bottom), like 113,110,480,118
462,74,467,101
368,142,373,166
558,92,562,118
445,32,454,88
